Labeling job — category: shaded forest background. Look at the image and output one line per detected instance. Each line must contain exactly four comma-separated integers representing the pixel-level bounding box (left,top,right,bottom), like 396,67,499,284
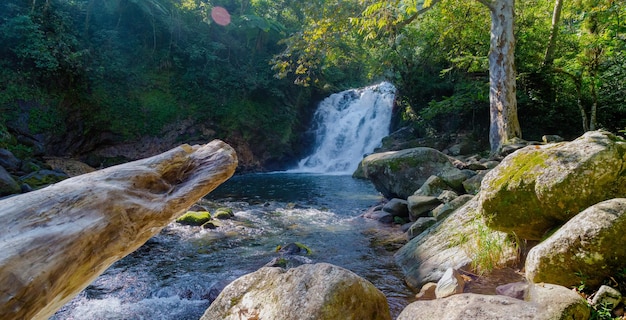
0,0,624,170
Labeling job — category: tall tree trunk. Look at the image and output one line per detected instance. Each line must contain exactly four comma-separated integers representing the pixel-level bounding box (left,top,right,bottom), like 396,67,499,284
478,0,522,155
542,0,563,68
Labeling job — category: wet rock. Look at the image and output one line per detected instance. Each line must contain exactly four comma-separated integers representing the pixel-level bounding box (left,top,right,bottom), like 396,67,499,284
176,211,212,226
264,255,313,268
213,207,234,220
277,242,311,255
201,263,391,320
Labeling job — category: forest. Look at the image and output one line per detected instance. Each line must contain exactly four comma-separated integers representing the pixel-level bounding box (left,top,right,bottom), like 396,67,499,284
0,0,624,169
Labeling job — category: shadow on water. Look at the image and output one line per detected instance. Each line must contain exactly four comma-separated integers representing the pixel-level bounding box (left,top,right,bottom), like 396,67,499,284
53,173,414,320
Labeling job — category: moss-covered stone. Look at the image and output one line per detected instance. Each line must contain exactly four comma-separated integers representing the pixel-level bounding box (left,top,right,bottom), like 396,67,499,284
176,211,211,226
213,207,234,220
478,130,626,240
362,147,462,199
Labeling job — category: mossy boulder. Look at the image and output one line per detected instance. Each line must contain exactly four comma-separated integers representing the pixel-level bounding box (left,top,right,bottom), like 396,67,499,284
361,147,463,199
213,207,234,220
478,130,626,240
176,211,211,226
200,263,391,320
525,198,626,289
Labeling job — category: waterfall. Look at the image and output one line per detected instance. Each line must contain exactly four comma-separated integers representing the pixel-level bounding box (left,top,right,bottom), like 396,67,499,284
290,82,396,174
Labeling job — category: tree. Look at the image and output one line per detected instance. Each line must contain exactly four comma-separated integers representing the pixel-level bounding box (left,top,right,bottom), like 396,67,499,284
476,0,522,154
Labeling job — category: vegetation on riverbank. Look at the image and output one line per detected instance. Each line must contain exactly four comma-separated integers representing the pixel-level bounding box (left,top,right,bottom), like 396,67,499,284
0,0,624,169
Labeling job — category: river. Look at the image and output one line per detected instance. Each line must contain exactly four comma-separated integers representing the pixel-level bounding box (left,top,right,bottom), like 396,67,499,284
52,173,413,319
52,82,411,319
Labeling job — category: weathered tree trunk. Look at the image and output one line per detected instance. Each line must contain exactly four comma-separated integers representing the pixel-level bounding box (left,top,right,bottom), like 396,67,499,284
478,0,522,155
0,140,237,320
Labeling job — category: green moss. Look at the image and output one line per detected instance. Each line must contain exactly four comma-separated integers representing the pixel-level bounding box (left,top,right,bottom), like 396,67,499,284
487,150,549,191
294,242,312,255
213,207,234,220
176,211,211,226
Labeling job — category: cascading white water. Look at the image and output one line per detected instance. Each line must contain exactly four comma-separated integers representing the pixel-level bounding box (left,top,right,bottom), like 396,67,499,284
290,82,396,174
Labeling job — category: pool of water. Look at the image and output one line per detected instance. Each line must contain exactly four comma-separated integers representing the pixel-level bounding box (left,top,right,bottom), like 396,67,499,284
52,173,413,319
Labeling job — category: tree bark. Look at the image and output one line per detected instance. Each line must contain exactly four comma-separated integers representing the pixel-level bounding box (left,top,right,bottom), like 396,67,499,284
542,0,563,68
0,140,237,320
482,0,522,155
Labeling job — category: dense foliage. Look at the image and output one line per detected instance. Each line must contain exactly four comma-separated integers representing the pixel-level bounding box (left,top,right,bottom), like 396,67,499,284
274,0,625,141
0,0,624,167
0,0,323,165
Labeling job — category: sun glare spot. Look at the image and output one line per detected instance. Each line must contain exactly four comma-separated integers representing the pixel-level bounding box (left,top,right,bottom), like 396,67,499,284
211,6,231,26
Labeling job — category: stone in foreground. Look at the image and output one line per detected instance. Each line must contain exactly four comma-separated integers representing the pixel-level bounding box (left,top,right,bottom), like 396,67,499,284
525,198,626,288
397,283,589,320
201,263,391,320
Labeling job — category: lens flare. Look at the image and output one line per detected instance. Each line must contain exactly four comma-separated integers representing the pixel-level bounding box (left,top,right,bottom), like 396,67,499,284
211,6,231,26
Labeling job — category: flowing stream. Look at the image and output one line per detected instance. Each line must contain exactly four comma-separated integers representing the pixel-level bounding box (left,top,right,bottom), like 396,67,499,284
52,82,413,320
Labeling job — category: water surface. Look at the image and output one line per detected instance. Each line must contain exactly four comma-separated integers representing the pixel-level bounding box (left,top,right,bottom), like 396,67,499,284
53,173,413,319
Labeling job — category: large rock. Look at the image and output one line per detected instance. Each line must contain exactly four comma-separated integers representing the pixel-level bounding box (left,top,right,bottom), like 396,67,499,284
201,263,391,320
0,165,21,196
0,140,237,320
478,130,626,240
361,147,462,199
395,198,517,290
0,148,21,171
525,198,626,288
397,283,589,320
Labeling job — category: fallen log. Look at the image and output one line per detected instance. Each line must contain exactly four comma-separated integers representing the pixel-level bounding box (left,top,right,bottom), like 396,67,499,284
0,140,237,320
